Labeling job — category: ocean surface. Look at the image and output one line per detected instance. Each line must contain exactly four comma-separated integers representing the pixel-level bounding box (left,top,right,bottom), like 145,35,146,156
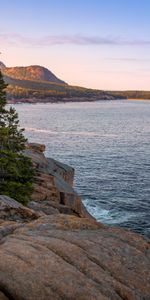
13,100,150,237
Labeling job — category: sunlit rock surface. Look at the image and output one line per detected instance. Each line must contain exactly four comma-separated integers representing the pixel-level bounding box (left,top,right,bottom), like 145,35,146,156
25,143,92,219
0,144,150,299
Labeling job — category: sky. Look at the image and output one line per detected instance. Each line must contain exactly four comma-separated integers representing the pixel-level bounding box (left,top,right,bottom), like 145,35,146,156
0,0,150,90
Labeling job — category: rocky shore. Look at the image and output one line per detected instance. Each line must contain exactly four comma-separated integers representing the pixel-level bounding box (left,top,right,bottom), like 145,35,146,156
7,94,119,104
0,144,150,300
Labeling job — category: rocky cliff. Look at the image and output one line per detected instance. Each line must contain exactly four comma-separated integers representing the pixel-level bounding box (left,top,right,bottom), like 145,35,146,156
0,144,150,300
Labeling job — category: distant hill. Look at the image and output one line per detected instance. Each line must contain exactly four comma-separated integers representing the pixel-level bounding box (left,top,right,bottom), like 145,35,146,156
2,64,66,85
0,62,118,103
1,61,150,102
0,61,124,102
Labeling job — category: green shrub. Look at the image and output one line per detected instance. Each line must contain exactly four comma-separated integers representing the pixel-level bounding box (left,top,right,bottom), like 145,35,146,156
0,71,34,204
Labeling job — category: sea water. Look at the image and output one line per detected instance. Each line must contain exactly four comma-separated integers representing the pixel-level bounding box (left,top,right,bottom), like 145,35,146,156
13,100,150,237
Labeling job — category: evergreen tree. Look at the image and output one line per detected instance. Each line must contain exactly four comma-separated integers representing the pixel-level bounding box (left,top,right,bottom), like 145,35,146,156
0,71,34,204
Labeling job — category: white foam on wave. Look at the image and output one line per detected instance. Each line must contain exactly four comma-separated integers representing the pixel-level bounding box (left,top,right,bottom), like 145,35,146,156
67,131,99,137
69,132,118,138
83,202,111,222
25,127,99,136
24,127,118,138
83,199,136,225
24,127,57,134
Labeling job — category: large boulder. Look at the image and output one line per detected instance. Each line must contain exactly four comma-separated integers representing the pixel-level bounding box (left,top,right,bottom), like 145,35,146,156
0,195,40,222
0,214,149,299
24,143,93,219
25,143,74,185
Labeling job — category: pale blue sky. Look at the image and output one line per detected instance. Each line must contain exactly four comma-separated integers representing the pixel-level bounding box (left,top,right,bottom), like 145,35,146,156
0,0,150,90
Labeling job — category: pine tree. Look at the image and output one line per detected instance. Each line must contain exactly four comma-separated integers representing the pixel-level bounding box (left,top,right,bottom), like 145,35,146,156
0,71,34,204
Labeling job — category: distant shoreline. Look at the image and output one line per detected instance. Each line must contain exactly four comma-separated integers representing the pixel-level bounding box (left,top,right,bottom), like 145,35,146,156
7,96,124,104
8,97,150,105
127,98,150,101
